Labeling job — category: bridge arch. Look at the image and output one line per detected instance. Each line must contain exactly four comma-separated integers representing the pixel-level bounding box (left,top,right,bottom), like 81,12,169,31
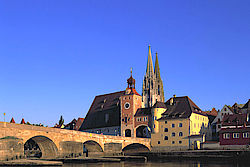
122,143,150,153
83,140,103,152
135,125,151,138
24,135,58,158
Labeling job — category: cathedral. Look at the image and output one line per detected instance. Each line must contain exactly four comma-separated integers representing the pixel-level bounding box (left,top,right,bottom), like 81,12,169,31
142,45,165,107
80,46,165,138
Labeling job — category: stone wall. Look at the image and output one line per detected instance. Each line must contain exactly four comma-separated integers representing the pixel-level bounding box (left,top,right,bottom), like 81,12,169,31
59,141,83,157
104,143,122,153
0,137,24,161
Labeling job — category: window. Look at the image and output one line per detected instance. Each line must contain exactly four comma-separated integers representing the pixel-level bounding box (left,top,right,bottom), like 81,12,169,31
179,123,183,127
233,133,239,138
124,117,127,123
179,141,182,144
218,125,221,128
164,136,168,140
172,132,175,137
164,128,168,132
224,108,227,111
153,124,155,128
243,132,249,138
172,141,175,144
172,124,175,128
158,141,160,144
155,116,157,120
179,132,183,136
165,121,167,124
223,133,230,139
194,123,196,128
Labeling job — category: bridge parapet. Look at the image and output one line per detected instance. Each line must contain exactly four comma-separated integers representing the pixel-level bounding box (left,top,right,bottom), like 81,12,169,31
0,122,151,159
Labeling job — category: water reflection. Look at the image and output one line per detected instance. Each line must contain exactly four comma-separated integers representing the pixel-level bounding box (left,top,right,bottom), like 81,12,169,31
62,161,246,167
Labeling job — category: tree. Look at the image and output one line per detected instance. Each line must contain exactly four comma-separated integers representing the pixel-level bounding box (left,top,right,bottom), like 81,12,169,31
59,115,64,126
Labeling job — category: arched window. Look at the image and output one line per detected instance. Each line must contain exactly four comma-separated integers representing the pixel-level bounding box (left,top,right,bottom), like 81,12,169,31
179,132,183,136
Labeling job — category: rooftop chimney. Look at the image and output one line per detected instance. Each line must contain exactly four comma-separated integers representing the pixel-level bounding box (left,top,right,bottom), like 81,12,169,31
170,95,176,105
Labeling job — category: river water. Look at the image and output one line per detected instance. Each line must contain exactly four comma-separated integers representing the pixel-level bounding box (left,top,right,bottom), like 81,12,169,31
61,161,248,167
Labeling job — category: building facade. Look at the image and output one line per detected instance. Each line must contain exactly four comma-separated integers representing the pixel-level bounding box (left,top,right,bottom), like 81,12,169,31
151,96,209,151
219,114,250,146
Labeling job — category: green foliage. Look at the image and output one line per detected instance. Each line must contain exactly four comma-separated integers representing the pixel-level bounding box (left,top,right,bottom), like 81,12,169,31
59,115,64,126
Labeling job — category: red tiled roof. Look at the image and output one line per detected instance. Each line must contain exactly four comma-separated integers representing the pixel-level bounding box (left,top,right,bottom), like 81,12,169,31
222,114,249,126
204,108,218,117
20,118,25,124
128,88,140,96
75,118,84,130
10,117,15,123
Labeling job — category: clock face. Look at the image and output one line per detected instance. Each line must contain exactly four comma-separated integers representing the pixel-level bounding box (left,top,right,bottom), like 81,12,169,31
124,102,130,109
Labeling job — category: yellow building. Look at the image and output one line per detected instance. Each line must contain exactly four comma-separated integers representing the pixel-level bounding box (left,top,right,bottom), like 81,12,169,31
151,96,209,151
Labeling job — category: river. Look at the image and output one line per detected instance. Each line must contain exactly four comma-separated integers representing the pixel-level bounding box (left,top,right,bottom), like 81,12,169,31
60,161,248,167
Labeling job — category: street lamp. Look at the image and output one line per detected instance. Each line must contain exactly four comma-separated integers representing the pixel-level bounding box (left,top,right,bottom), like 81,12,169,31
3,113,6,122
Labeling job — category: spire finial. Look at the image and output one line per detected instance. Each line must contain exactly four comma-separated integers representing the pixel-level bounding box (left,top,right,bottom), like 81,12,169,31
130,67,132,76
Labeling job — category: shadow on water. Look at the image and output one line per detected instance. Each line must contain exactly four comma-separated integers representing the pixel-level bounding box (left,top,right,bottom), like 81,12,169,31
60,160,250,167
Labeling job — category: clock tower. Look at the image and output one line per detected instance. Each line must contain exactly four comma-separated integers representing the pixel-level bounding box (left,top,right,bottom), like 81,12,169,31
120,69,142,137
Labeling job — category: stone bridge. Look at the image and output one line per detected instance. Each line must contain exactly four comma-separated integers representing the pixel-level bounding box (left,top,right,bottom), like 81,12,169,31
0,122,151,159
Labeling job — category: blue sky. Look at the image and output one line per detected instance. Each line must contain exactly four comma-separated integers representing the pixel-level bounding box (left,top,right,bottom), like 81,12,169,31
0,0,249,127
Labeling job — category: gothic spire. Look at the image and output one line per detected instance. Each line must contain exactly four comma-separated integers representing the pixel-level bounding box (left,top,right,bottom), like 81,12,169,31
154,52,161,79
146,45,154,77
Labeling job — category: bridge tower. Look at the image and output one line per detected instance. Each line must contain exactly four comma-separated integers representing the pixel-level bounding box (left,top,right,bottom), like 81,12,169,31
120,69,142,137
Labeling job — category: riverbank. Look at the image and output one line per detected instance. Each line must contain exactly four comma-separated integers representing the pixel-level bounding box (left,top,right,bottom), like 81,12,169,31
128,150,250,161
0,159,63,166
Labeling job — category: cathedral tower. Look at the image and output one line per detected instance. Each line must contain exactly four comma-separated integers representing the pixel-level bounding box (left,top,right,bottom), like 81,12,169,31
154,52,165,102
142,46,164,108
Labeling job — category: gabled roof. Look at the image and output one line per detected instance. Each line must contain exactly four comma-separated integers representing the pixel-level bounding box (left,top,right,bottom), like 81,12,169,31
10,117,15,123
134,108,151,117
65,118,77,128
159,96,205,120
222,114,250,126
79,91,125,130
204,108,218,117
20,118,25,124
126,88,140,96
75,118,84,131
242,99,250,109
153,101,167,108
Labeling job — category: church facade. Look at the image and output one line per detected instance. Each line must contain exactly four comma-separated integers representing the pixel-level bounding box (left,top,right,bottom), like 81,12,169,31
80,46,165,138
